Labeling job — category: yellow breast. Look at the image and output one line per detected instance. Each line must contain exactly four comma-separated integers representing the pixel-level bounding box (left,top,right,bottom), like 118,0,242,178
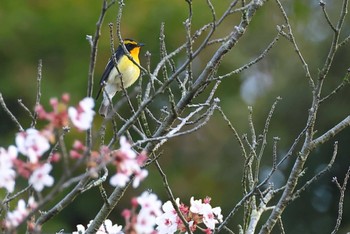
106,58,139,91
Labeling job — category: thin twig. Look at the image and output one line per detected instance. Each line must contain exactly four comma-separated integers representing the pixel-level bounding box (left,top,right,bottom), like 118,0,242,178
215,33,280,80
86,0,114,153
155,159,193,234
320,71,350,103
17,99,35,121
331,166,350,234
320,1,337,32
32,59,42,127
0,93,24,132
291,141,338,201
275,0,314,88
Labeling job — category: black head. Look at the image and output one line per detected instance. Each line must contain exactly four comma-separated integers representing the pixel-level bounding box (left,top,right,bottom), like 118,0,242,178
123,38,144,52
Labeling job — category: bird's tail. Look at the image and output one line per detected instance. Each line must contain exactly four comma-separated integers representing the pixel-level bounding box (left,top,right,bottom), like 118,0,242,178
99,99,109,117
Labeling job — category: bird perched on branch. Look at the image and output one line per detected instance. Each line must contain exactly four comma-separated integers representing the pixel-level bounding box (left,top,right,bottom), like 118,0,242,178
96,39,144,117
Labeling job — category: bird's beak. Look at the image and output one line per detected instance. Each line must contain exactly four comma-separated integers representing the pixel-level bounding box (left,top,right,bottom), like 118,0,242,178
138,42,145,47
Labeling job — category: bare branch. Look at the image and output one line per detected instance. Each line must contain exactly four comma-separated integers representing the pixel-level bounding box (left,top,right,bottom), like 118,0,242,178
331,166,350,234
275,0,314,89
214,33,280,80
320,1,337,32
17,99,35,122
320,70,350,103
311,115,350,148
86,0,114,152
32,59,43,127
155,159,193,234
0,93,24,132
291,141,338,201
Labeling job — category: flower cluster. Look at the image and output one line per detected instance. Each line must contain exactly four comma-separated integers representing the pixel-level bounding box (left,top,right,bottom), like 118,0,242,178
68,97,95,131
35,93,70,129
156,196,223,234
1,92,155,233
2,93,224,234
35,94,95,131
72,192,223,234
122,191,162,233
0,146,17,193
0,129,54,193
109,136,148,188
0,95,96,195
1,95,96,230
73,219,123,234
4,197,37,229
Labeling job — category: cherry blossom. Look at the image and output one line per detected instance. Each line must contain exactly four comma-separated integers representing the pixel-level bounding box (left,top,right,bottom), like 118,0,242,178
15,128,50,163
135,192,163,233
155,200,180,234
35,94,70,128
137,191,163,217
109,136,148,188
155,196,223,233
190,197,223,230
132,168,148,188
110,172,130,188
190,197,205,214
69,140,86,159
4,196,37,228
135,212,157,234
0,146,17,192
68,97,95,131
29,163,54,191
121,192,162,234
72,219,123,234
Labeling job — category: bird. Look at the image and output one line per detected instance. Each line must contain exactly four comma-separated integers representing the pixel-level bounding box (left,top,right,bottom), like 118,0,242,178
96,39,144,117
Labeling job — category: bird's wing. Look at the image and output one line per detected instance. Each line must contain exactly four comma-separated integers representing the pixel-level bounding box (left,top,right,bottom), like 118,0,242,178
95,47,124,100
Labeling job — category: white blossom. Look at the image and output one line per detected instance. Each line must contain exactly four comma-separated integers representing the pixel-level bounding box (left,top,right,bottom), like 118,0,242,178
68,97,95,131
4,196,37,228
73,219,123,234
16,128,50,163
0,146,17,192
29,163,54,191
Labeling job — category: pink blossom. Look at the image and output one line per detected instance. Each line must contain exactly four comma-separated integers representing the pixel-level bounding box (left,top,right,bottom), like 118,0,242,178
155,200,180,234
68,97,95,131
201,203,217,230
137,192,163,217
0,146,17,193
69,140,86,159
15,128,50,163
109,136,148,188
132,169,148,188
190,197,205,214
119,136,137,158
35,94,70,128
135,212,157,234
190,197,223,230
135,192,163,233
4,196,37,229
29,163,54,191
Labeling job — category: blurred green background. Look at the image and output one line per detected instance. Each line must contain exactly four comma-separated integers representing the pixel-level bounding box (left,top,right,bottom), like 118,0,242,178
1,0,350,233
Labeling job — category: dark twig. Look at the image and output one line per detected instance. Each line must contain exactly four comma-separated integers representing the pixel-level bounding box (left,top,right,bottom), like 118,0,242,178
320,71,350,103
0,93,24,132
320,1,337,32
275,0,314,89
291,141,338,201
155,159,193,234
17,99,35,122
